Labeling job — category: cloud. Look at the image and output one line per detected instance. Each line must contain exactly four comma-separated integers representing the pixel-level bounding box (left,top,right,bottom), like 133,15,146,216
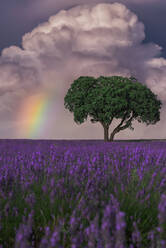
26,0,162,16
0,2,166,139
14,0,164,32
26,0,163,15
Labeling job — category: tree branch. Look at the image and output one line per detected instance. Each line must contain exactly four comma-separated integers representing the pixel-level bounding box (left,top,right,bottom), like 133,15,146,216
118,113,134,131
115,110,131,128
112,111,134,134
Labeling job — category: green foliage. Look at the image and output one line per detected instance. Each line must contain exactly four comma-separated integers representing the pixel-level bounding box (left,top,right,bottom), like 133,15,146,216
64,75,162,140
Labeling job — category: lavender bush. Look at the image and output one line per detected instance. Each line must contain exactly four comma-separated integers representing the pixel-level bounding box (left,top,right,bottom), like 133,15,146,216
0,139,166,247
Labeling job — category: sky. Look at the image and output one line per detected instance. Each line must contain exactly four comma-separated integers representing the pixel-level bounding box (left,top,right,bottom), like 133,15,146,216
0,0,166,140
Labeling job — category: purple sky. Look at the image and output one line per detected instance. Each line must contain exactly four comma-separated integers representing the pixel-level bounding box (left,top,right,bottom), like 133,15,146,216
0,0,166,140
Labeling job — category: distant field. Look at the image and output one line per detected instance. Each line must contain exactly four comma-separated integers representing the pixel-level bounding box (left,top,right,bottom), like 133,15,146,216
1,138,166,142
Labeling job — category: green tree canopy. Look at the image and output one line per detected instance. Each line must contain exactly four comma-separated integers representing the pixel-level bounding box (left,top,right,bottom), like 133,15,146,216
64,75,162,141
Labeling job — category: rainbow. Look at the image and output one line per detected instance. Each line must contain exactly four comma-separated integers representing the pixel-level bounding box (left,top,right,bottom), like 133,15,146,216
17,91,55,139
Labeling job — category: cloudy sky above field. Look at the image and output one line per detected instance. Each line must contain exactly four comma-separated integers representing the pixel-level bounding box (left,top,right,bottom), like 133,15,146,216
0,0,166,140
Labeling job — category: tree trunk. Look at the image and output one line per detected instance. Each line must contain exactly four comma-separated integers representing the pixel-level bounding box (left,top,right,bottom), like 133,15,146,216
104,126,109,141
109,130,117,141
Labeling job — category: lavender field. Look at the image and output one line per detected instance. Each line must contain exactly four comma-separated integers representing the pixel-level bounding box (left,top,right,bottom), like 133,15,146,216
0,139,166,247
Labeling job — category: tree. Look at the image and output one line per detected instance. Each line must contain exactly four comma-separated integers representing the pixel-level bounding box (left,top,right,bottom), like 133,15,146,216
64,75,162,142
